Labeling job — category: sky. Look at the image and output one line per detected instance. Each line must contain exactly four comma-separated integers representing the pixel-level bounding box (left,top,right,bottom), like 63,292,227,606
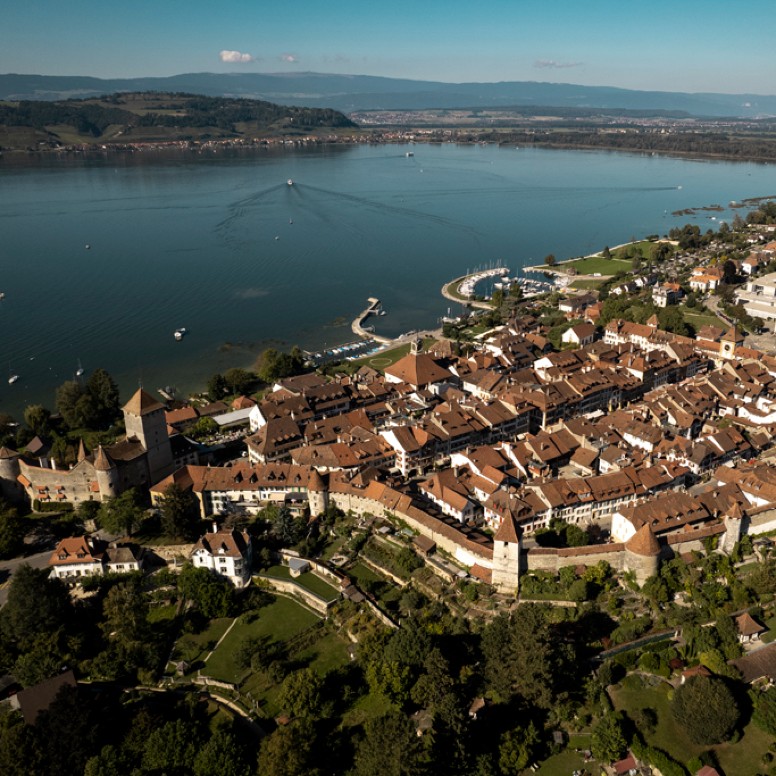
3,0,776,94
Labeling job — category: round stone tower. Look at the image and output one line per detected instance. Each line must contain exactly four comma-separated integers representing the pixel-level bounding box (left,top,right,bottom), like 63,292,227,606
93,445,118,500
0,446,23,504
624,523,661,586
307,468,328,517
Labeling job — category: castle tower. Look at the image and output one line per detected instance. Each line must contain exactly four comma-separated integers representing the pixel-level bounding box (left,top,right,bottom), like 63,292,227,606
123,388,174,482
624,523,661,586
307,468,328,517
491,511,521,596
0,446,23,504
77,439,87,463
721,501,745,555
93,445,119,500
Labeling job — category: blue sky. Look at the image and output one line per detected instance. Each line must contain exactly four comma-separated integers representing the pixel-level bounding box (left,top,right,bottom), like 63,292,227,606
3,0,775,94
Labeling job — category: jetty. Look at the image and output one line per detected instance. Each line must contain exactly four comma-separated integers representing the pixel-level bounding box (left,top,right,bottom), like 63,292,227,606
352,297,392,344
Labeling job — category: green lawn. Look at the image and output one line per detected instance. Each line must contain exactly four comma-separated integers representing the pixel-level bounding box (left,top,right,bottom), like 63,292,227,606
261,565,340,601
763,615,776,644
553,255,632,276
203,597,320,684
173,617,233,666
570,278,608,290
535,749,600,776
683,309,728,330
347,561,384,585
610,674,774,772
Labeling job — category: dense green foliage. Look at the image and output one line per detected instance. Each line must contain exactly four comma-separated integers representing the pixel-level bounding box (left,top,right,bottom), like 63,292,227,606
672,675,740,745
0,92,356,142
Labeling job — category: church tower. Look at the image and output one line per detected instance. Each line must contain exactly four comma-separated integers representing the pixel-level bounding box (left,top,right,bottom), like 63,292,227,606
122,388,174,483
720,326,744,360
491,511,521,596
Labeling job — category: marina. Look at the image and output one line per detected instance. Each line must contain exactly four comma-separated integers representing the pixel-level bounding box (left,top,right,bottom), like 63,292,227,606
1,143,773,417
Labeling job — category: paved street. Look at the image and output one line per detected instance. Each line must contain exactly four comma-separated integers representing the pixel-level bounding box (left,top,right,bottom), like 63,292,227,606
0,546,55,607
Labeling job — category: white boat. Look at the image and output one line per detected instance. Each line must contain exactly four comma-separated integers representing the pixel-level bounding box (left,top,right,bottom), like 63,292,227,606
76,359,84,377
405,151,414,157
8,374,18,384
0,292,5,300
174,327,187,341
287,179,294,186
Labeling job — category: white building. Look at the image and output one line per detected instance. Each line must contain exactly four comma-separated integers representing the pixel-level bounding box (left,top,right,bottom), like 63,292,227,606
191,525,253,587
48,536,143,581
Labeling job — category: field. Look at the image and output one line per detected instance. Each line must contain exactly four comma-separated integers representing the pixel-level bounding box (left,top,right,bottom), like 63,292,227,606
558,255,633,275
203,597,321,684
610,674,774,774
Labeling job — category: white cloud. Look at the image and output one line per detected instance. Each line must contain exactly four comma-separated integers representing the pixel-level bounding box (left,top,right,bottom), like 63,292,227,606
219,50,254,64
533,59,583,70
279,53,298,64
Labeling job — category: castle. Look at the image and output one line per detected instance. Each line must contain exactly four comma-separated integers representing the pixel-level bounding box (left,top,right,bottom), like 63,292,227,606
0,388,176,509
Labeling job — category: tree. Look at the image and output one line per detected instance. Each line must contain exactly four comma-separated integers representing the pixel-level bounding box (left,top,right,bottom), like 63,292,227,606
55,380,94,429
13,630,69,687
545,254,556,267
0,503,25,560
257,719,320,776
276,666,325,719
0,564,71,651
255,348,306,384
672,675,740,745
86,369,120,426
23,404,51,437
207,373,228,401
223,367,254,396
98,488,144,536
190,416,218,440
591,712,627,763
158,483,200,540
481,605,573,707
352,710,424,776
177,564,235,618
271,506,302,546
193,728,250,776
142,718,199,773
499,721,539,774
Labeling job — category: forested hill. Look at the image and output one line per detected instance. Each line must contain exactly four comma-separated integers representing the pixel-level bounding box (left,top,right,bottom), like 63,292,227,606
0,92,358,149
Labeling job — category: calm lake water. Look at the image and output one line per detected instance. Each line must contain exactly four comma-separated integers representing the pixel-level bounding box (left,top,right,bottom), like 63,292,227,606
1,143,773,418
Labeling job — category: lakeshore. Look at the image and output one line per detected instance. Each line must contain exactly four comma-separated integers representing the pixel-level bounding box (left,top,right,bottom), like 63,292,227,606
2,143,775,418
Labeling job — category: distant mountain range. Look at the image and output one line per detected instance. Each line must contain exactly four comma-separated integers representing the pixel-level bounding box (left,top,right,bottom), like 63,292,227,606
1,72,775,118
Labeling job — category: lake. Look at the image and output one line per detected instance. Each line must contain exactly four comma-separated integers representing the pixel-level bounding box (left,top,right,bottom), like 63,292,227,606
0,143,773,418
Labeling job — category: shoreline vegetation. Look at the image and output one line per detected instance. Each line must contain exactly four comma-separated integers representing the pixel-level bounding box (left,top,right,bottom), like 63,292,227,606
3,91,776,164
5,129,776,166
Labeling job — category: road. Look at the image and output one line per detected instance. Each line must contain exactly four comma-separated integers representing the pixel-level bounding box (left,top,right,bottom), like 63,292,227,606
0,546,54,606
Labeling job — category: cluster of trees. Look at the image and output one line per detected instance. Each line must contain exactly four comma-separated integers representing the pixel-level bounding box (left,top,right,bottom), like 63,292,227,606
0,93,356,142
481,128,776,163
597,295,692,336
0,684,255,776
55,369,121,430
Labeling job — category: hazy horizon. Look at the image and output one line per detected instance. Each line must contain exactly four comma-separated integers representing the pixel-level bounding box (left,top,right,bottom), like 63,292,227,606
3,0,773,95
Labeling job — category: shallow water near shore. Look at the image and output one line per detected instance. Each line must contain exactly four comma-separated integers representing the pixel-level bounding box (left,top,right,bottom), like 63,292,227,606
0,143,772,417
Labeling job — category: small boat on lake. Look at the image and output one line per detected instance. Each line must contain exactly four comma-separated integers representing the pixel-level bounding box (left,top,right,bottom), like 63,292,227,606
174,327,187,341
76,359,84,377
287,179,294,186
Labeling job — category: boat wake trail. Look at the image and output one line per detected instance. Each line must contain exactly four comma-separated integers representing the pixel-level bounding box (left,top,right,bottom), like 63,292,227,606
298,183,482,237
